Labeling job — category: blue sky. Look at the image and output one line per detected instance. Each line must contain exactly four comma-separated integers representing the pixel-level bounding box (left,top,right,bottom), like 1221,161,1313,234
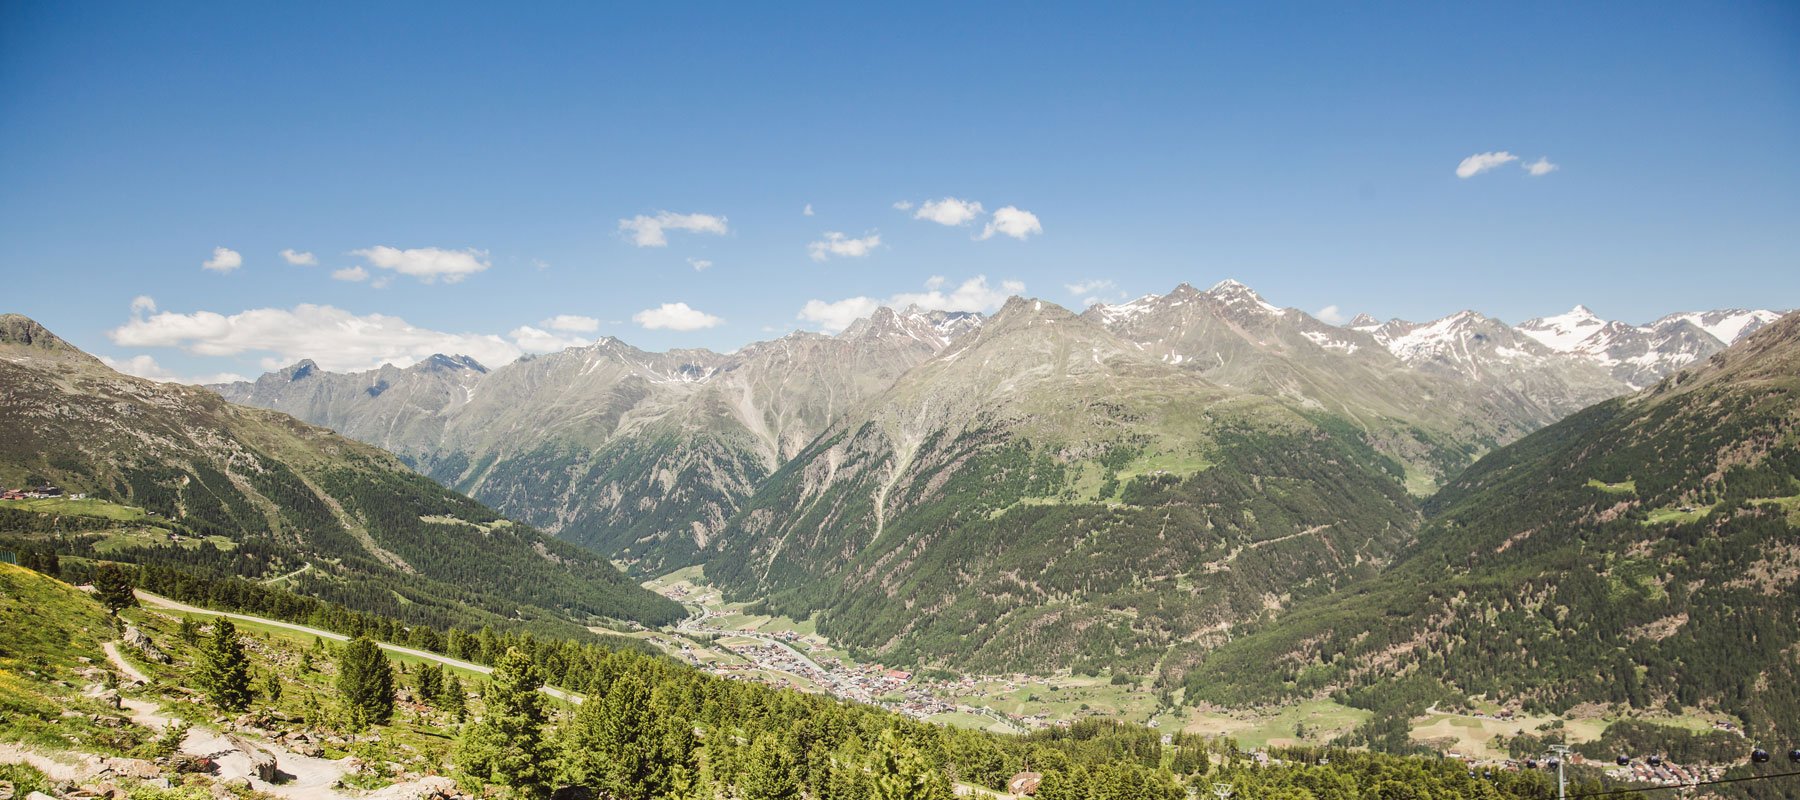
2,1,1797,379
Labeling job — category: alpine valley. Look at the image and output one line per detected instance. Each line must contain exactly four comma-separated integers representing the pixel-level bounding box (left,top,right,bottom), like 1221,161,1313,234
5,279,1799,790
203,280,1793,683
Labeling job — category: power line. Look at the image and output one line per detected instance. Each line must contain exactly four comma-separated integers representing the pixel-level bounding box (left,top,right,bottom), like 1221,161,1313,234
1568,769,1800,799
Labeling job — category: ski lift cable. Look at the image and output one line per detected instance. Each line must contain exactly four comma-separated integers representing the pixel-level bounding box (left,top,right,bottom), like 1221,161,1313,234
1565,769,1800,799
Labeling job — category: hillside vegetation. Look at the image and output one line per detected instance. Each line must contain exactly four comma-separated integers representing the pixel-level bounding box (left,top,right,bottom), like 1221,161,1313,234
1179,312,1800,744
709,299,1422,673
1,560,1590,800
0,314,681,636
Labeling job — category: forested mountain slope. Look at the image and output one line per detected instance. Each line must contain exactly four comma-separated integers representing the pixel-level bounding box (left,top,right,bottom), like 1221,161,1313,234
707,297,1422,673
1178,311,1800,743
0,314,682,634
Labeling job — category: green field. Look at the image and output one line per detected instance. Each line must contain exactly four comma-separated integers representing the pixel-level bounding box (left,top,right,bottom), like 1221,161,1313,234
90,527,235,554
1177,700,1371,749
1585,478,1637,495
1643,503,1716,525
0,496,149,521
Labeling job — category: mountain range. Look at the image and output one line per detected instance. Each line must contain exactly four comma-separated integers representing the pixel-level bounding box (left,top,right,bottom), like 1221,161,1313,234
5,276,1797,743
0,313,682,637
200,281,1787,673
211,281,1781,570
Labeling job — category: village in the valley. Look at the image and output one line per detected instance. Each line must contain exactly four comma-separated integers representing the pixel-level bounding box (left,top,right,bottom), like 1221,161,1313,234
635,567,1069,735
632,567,1747,785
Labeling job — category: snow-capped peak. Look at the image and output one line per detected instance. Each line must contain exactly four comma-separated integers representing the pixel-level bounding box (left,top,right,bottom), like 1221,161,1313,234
1205,278,1283,315
1654,309,1785,345
1517,305,1608,352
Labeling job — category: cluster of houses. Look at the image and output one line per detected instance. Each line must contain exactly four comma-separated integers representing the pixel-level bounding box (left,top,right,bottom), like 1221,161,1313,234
1604,759,1722,787
1,484,84,500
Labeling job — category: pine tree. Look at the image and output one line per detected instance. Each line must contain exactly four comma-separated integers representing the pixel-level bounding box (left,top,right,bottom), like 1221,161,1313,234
871,729,951,800
416,662,444,704
263,671,283,706
177,615,201,644
440,674,467,721
454,647,551,797
740,733,801,800
558,672,695,800
194,617,253,711
336,635,395,729
93,563,137,614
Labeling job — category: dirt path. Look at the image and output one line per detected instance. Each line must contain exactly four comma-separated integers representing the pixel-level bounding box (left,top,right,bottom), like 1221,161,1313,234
0,742,92,782
134,589,582,704
103,641,152,685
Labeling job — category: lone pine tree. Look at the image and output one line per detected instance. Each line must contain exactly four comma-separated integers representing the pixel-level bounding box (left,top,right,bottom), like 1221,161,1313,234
194,617,253,711
336,635,396,728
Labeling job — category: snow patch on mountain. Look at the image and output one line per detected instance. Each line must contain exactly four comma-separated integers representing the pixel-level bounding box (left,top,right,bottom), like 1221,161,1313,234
1518,305,1606,352
1655,309,1785,345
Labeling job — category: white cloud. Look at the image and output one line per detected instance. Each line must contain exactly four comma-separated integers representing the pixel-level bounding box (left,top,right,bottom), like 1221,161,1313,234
541,314,600,333
1065,279,1115,296
632,302,724,331
1456,151,1519,178
332,266,370,282
1525,157,1559,176
618,211,730,247
798,275,1024,334
202,247,243,273
980,206,1043,240
913,197,984,226
99,354,248,385
1315,305,1348,325
891,200,914,211
280,249,317,266
350,245,489,284
130,295,157,315
108,304,528,373
803,204,815,216
808,231,881,262
892,275,1024,312
797,297,883,334
509,325,592,354
688,258,713,272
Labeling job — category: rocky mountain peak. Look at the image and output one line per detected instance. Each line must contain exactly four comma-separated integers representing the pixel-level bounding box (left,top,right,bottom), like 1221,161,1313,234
1518,305,1608,352
415,353,488,374
1204,278,1282,315
277,359,320,382
0,313,80,353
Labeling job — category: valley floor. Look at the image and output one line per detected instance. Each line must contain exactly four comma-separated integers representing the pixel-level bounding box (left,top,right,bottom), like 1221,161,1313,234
633,567,1742,760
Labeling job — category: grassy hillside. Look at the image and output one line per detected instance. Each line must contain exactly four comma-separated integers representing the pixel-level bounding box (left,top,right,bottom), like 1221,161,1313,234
1178,313,1800,745
0,563,167,756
